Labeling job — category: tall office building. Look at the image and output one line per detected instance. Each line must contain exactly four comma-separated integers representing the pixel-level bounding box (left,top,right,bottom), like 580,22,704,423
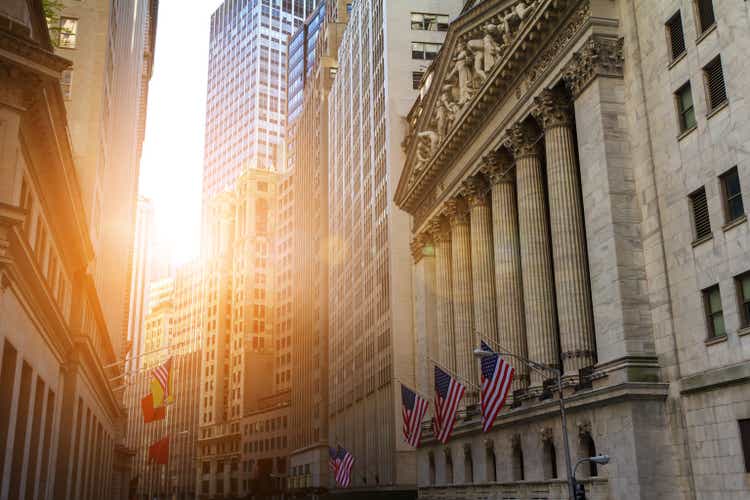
326,0,462,494
286,1,347,493
126,196,155,373
202,0,317,200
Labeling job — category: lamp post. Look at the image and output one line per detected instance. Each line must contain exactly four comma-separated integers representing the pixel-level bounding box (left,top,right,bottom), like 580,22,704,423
473,342,575,500
572,455,609,499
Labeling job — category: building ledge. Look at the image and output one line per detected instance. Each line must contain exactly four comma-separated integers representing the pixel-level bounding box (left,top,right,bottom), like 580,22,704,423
680,361,750,394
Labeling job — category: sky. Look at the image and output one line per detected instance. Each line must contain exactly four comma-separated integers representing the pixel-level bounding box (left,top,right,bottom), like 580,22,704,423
138,0,225,266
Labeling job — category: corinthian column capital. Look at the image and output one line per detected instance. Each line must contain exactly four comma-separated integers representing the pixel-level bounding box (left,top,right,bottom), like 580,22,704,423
410,233,433,263
428,217,451,243
481,150,514,185
462,176,490,208
562,35,624,98
531,88,573,130
504,122,539,160
444,198,470,227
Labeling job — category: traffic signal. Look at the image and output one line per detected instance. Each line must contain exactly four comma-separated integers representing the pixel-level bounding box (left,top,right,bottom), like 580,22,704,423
574,482,586,500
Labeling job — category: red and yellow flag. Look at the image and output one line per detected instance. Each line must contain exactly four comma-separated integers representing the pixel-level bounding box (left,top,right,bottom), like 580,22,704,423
140,393,165,423
148,436,169,465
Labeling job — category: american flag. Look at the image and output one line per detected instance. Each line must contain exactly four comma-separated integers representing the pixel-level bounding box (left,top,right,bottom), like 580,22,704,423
328,446,339,472
433,366,465,444
331,446,354,488
480,341,515,432
401,384,429,448
152,357,173,401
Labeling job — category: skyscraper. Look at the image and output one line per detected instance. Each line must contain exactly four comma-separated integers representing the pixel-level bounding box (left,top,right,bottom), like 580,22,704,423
126,196,155,373
326,0,462,493
202,0,316,200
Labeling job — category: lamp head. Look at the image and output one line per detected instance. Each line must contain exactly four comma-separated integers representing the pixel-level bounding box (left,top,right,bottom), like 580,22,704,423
589,455,610,465
473,348,493,358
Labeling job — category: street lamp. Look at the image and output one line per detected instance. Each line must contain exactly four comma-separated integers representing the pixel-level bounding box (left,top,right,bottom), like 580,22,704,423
572,455,609,499
473,343,575,500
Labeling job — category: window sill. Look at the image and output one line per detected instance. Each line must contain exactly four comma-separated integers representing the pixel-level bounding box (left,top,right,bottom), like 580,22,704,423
722,214,747,233
691,233,713,247
707,101,729,120
696,23,717,45
705,335,727,347
668,51,687,70
678,125,697,141
738,326,750,338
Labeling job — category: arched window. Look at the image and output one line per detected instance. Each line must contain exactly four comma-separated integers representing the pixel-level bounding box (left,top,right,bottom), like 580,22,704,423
543,439,558,479
428,452,436,485
512,438,524,481
578,431,598,477
463,445,473,483
486,441,497,482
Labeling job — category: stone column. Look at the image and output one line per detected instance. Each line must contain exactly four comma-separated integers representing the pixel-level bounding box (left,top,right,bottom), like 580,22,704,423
428,218,457,372
411,233,437,396
463,176,498,347
481,152,529,390
444,198,476,388
505,122,559,388
532,88,595,377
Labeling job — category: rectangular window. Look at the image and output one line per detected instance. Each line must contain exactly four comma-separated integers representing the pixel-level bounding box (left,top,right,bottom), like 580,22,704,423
695,0,715,34
58,17,78,49
702,285,725,338
60,69,73,100
412,71,424,90
675,83,696,132
720,167,744,223
740,419,750,473
666,12,686,61
411,42,441,60
411,13,450,32
703,56,727,111
736,272,750,329
689,187,711,241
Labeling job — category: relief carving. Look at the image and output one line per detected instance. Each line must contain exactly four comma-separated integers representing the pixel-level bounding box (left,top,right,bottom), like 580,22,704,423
563,35,624,98
531,88,573,130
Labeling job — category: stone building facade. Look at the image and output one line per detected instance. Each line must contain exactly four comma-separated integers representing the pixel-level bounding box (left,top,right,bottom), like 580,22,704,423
394,0,750,498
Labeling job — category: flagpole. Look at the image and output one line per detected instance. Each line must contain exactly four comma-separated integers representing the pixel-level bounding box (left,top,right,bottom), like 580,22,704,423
394,378,431,402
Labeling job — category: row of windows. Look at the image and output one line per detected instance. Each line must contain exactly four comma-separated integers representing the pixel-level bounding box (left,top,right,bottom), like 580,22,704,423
666,0,716,63
411,13,450,32
673,55,726,134
411,42,441,61
689,166,745,243
702,272,750,339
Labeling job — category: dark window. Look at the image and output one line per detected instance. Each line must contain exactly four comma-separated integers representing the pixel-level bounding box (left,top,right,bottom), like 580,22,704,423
740,419,750,473
695,0,715,34
704,56,727,111
412,71,424,90
411,13,450,31
736,272,750,328
702,285,725,338
689,187,711,240
666,12,686,61
411,42,441,60
676,83,696,132
720,167,744,223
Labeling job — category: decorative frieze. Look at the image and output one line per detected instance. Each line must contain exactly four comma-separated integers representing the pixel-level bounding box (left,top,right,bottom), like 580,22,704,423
563,35,624,98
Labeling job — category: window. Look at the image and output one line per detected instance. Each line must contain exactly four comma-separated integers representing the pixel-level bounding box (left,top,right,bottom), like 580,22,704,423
689,187,711,241
736,272,750,329
702,285,725,338
740,419,750,473
412,71,424,90
58,17,78,49
60,69,73,100
703,56,727,111
666,12,686,61
720,167,744,223
411,13,450,32
411,42,441,60
675,83,696,132
694,0,715,34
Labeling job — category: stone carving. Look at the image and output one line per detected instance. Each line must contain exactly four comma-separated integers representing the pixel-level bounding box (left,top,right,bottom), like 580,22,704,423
539,427,554,443
481,150,515,184
413,130,440,176
428,217,451,243
577,421,592,438
435,84,459,139
446,41,475,105
462,176,490,208
467,24,504,80
444,198,470,226
504,121,539,159
563,35,625,98
531,88,573,130
410,233,432,263
499,1,538,46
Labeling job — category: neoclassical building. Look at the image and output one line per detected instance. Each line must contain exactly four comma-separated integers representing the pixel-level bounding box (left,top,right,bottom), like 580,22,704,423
395,0,750,498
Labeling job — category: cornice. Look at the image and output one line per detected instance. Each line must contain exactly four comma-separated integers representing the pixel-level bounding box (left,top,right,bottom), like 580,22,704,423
0,27,71,74
395,0,591,216
562,34,624,97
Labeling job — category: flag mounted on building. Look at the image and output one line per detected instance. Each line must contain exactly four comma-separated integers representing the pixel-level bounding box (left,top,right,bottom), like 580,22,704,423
401,383,429,448
328,446,339,472
140,393,166,423
333,446,354,488
433,365,465,444
148,436,169,465
479,341,515,432
150,357,174,408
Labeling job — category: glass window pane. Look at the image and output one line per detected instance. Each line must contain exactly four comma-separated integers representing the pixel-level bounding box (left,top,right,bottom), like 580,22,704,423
741,276,750,300
725,171,741,197
684,107,696,129
680,87,693,108
712,314,725,337
728,197,744,220
709,288,722,312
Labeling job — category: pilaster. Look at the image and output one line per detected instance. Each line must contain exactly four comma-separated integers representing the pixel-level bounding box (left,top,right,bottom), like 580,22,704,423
428,217,456,373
